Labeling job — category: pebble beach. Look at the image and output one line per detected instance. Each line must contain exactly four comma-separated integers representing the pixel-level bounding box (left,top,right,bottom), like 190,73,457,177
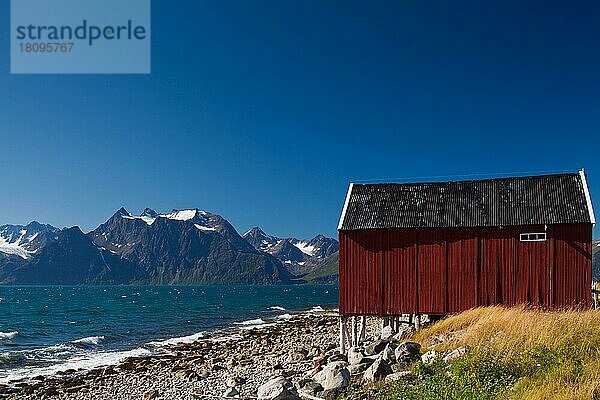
0,309,377,400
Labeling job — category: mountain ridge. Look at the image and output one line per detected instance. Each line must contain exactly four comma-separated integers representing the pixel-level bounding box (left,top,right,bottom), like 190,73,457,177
0,208,296,285
242,226,338,275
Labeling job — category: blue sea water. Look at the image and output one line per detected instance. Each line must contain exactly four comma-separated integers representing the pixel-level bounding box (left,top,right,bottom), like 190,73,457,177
0,285,338,383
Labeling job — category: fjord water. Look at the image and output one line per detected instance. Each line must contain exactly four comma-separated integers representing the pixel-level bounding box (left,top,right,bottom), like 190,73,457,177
0,285,338,383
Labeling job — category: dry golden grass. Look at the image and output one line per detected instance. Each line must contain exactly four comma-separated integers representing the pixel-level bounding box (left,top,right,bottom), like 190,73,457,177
413,306,600,400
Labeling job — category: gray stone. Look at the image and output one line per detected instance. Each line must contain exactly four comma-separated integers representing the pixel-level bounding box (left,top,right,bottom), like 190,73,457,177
385,371,415,382
421,350,437,364
222,387,239,398
380,325,394,341
394,341,421,364
257,376,300,400
364,340,387,356
312,362,350,391
347,362,370,375
443,345,469,363
363,357,393,382
381,343,396,364
347,347,364,365
301,381,324,396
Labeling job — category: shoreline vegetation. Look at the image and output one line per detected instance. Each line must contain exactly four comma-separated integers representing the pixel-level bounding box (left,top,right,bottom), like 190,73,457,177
1,306,599,399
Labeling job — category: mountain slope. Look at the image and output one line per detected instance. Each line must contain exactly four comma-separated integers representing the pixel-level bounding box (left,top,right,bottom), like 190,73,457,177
303,251,339,284
0,222,60,259
88,208,293,284
5,227,136,285
242,227,338,275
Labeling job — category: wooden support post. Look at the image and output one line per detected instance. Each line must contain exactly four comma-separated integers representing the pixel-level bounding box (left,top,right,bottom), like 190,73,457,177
339,316,346,354
351,316,357,347
343,318,352,349
414,314,421,330
359,316,366,343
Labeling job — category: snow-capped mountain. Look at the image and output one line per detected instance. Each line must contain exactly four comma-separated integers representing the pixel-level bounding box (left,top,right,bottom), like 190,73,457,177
88,208,290,284
242,227,338,274
0,208,294,285
0,222,60,259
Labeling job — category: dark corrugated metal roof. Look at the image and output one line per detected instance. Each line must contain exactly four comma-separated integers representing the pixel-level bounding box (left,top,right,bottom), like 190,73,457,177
340,173,592,230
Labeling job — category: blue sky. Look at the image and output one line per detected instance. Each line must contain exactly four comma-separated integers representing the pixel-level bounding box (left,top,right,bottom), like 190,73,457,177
0,1,598,239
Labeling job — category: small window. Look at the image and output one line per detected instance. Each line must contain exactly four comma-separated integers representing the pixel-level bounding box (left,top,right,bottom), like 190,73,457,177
519,233,547,242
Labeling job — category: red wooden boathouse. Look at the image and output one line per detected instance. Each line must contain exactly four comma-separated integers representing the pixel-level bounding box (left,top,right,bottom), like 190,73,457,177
338,171,595,322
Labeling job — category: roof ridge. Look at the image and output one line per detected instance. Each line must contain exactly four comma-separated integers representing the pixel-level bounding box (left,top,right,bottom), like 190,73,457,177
353,172,580,186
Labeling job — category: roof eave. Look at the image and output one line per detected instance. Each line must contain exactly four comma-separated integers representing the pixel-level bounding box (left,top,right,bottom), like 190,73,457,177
337,183,354,230
579,169,596,225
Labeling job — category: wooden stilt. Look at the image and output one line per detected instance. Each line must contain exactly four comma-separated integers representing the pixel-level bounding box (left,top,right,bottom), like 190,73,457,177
414,313,421,330
351,316,357,347
343,318,352,349
339,316,346,353
359,316,366,343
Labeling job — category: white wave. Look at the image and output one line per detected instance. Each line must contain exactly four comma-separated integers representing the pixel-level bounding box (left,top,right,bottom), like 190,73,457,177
234,318,266,326
275,313,293,321
147,331,209,347
0,347,151,384
0,331,19,340
309,306,325,312
238,323,276,331
72,336,105,345
268,306,286,311
211,333,243,342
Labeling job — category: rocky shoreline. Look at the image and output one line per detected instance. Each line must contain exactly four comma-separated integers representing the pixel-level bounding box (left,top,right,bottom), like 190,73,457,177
0,310,439,400
0,310,360,399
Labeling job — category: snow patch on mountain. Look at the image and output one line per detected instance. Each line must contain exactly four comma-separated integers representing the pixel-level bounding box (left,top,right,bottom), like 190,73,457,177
194,224,216,232
0,235,31,259
0,223,59,259
120,208,210,226
161,209,197,221
292,241,318,256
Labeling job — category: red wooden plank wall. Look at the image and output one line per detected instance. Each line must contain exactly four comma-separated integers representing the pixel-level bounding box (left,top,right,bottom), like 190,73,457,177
447,229,479,312
417,229,447,314
382,230,416,314
339,231,383,315
339,223,592,315
480,227,516,306
552,224,592,308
